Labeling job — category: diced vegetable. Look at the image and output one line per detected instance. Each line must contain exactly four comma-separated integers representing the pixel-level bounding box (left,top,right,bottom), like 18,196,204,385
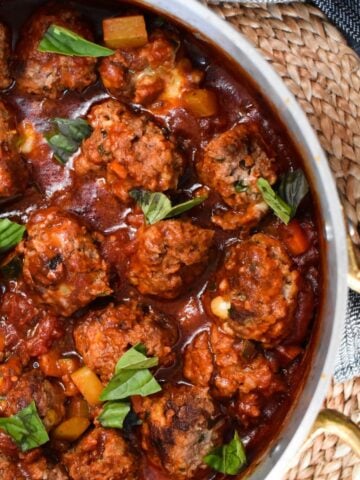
280,220,310,256
39,351,61,377
52,417,90,442
67,398,90,419
57,357,81,376
210,296,231,320
103,15,148,49
71,366,103,406
183,89,218,118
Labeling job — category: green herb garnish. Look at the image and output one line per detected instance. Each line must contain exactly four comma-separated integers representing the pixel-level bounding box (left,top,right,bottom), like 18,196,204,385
115,343,158,373
234,180,247,193
203,431,247,475
98,401,131,429
38,25,114,57
0,219,26,253
99,344,161,402
257,169,309,224
278,169,309,215
46,117,92,164
0,401,49,452
257,178,292,224
129,190,207,225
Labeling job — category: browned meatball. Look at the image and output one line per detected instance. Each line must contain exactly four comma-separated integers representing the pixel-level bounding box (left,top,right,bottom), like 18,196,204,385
0,454,22,480
62,428,139,480
0,101,28,197
128,220,214,299
99,31,202,110
14,3,97,98
210,233,300,345
75,100,183,202
197,123,277,230
20,449,69,480
2,370,65,430
134,385,222,479
74,300,177,381
0,23,12,89
21,207,111,317
184,326,284,422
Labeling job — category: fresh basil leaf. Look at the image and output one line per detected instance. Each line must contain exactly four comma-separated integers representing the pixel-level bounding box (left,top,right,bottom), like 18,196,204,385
100,368,161,401
0,219,26,253
38,24,114,57
130,189,207,225
257,178,292,224
53,118,92,142
46,117,92,164
115,344,158,373
203,431,246,475
0,401,49,452
129,190,172,225
165,196,207,219
234,181,247,193
278,169,309,214
98,401,131,429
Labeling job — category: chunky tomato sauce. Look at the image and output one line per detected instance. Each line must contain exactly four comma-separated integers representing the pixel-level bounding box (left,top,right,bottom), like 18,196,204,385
0,1,321,479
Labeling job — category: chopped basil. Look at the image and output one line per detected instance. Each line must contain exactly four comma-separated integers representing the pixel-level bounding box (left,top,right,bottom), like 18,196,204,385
115,344,158,373
234,180,247,193
100,344,161,402
129,189,207,225
278,169,309,215
0,219,26,253
257,178,292,224
203,431,247,475
100,368,161,401
0,401,49,452
98,401,131,429
46,117,92,164
38,24,114,57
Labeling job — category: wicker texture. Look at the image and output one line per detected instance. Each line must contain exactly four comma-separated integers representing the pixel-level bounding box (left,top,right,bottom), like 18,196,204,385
207,2,360,250
202,2,360,479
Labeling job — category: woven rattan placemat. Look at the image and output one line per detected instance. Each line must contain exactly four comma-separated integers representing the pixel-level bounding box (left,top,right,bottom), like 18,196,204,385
202,2,360,479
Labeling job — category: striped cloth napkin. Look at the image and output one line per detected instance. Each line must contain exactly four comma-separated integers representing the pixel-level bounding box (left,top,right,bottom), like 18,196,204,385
205,0,360,381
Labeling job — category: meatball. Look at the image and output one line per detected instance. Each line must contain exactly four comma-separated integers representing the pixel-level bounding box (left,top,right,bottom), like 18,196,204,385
184,326,284,422
20,450,69,480
62,427,139,480
74,300,177,381
21,207,111,317
134,385,222,479
197,123,277,230
128,220,214,299
183,331,213,388
211,233,300,345
0,101,28,197
14,3,97,98
0,454,22,480
2,370,65,430
0,287,63,361
75,100,183,202
0,23,12,89
99,31,202,110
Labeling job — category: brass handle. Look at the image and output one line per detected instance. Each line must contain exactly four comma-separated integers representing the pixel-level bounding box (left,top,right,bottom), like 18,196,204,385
309,408,360,457
347,235,360,293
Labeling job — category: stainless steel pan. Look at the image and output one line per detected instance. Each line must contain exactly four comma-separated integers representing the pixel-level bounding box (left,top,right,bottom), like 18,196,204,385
131,0,358,478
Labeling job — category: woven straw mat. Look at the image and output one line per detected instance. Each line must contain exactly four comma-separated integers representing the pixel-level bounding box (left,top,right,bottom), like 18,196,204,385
202,2,360,479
